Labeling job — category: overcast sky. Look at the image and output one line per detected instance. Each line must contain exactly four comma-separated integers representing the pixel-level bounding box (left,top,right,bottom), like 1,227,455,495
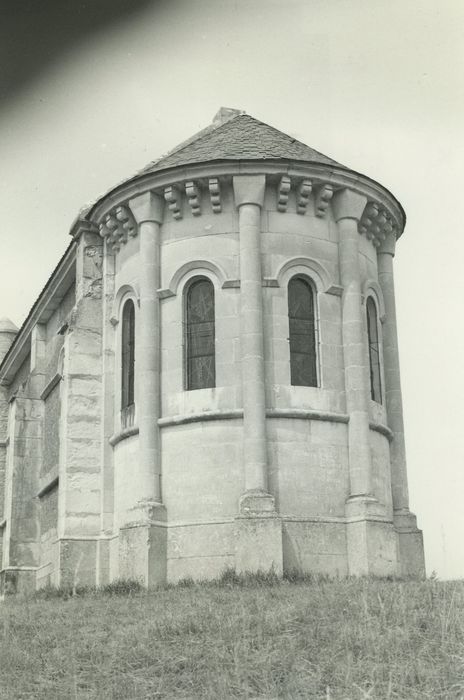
1,0,462,578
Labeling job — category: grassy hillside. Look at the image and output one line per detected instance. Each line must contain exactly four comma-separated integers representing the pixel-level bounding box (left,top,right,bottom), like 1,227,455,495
0,574,462,699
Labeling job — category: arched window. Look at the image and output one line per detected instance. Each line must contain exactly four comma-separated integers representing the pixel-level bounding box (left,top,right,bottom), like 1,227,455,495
366,296,382,403
121,299,135,411
288,277,317,387
185,278,215,390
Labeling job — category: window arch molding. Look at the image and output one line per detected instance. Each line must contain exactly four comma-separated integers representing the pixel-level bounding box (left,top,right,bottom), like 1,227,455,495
286,273,320,388
111,283,140,326
163,260,228,298
362,279,386,323
182,274,216,391
275,256,334,294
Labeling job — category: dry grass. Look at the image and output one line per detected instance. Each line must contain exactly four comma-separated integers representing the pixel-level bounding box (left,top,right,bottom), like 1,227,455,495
0,574,463,699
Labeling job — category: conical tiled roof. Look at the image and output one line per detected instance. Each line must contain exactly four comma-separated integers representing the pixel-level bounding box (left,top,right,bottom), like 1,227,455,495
138,111,343,176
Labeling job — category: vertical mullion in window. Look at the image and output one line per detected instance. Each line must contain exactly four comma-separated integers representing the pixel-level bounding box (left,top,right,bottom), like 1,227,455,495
367,296,382,403
288,277,317,387
186,278,215,390
121,299,135,409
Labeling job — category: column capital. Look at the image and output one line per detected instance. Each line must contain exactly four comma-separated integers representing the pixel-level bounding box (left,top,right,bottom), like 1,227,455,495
129,191,165,225
377,230,397,256
332,188,367,222
233,175,266,208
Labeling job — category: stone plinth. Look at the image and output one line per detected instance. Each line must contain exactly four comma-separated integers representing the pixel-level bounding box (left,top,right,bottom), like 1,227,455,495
119,504,167,586
234,491,283,575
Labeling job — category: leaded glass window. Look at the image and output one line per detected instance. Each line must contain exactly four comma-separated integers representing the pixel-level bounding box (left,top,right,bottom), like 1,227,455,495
121,299,135,410
367,296,382,403
185,278,215,390
288,277,317,387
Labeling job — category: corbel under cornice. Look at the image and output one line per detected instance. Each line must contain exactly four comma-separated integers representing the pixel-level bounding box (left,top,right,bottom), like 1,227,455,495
99,205,137,254
358,202,398,249
87,160,405,238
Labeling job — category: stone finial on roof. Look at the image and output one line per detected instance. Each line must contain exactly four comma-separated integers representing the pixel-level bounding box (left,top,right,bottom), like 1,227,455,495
213,107,244,126
0,317,18,365
0,318,18,334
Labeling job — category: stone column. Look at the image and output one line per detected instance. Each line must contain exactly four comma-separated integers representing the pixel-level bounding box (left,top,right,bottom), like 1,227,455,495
333,189,373,499
128,191,164,507
333,189,397,576
232,175,282,575
377,232,409,511
377,232,425,575
119,191,166,586
234,176,268,496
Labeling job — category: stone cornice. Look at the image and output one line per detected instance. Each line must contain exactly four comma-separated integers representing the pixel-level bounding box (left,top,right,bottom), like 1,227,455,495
266,408,349,423
109,425,139,447
86,159,405,236
158,409,244,427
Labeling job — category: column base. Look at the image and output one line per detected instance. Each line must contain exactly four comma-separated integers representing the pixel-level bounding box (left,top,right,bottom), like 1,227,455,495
345,496,398,576
119,503,167,587
394,509,426,578
234,490,283,576
345,494,388,518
